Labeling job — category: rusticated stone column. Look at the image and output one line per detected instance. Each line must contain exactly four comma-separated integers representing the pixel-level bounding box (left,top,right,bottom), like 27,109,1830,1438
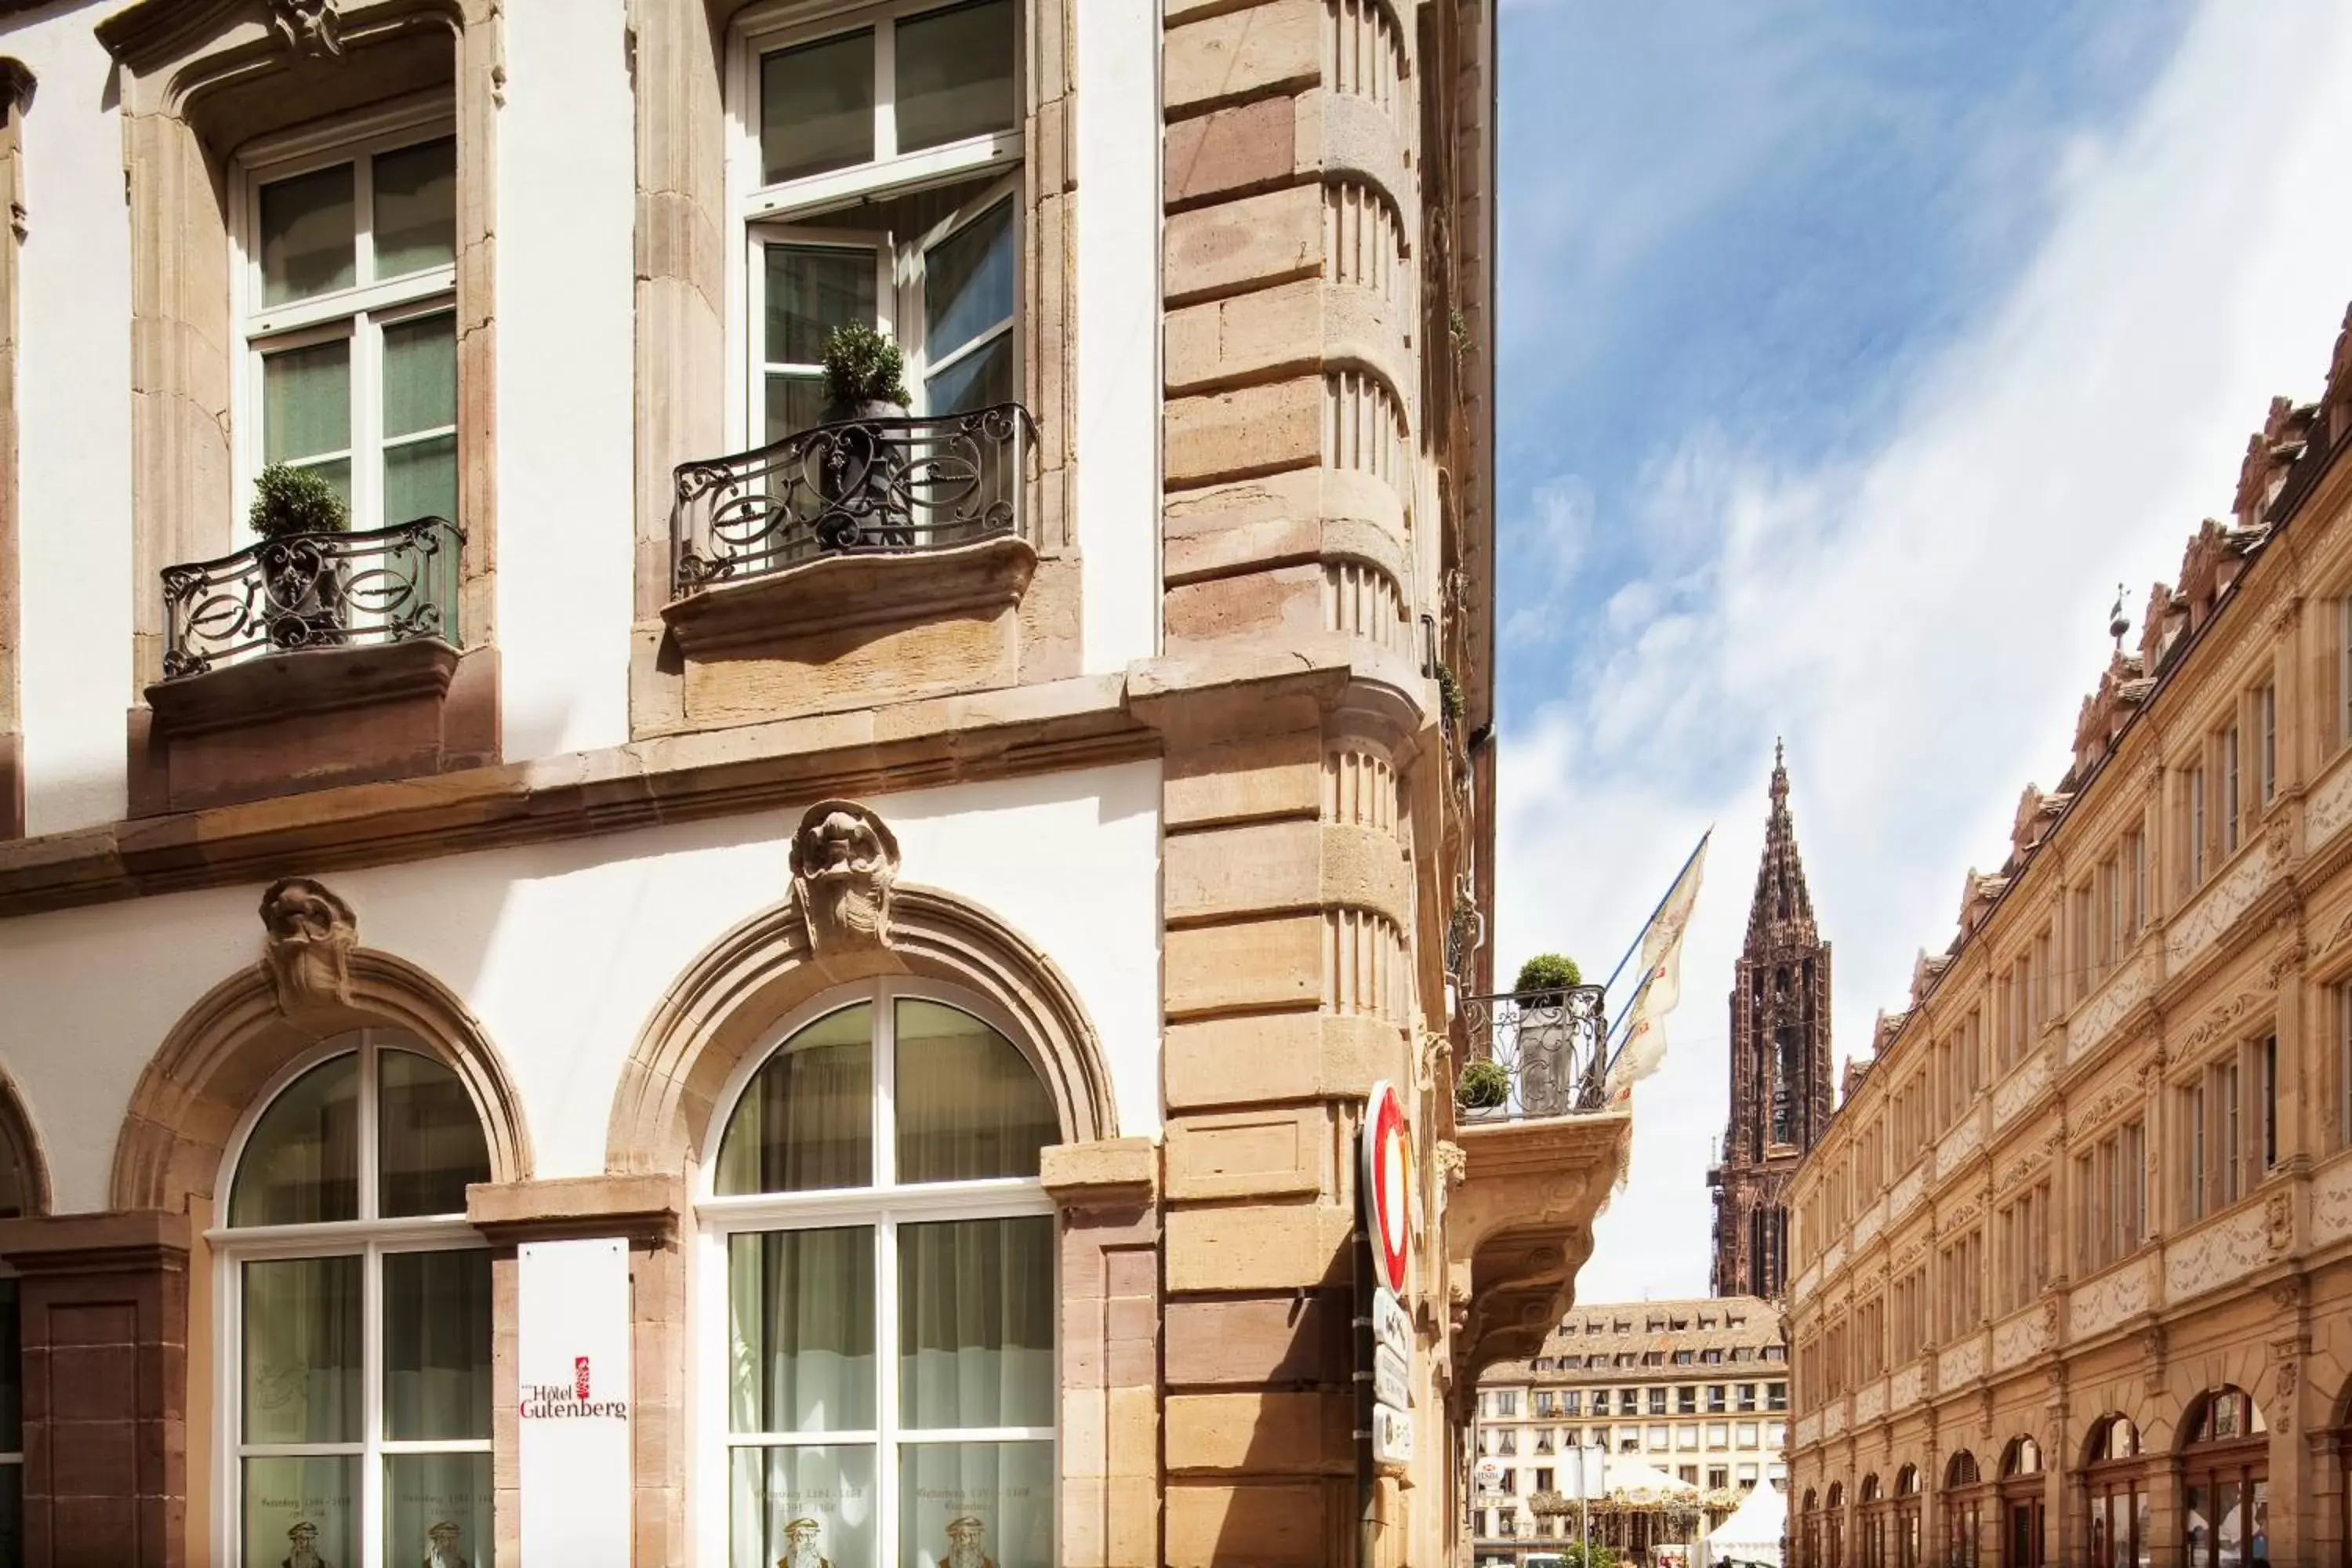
0,1210,191,1568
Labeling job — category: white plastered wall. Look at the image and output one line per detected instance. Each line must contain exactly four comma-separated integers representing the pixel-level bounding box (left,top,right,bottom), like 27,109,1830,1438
0,761,1163,1213
493,0,637,759
1073,0,1161,674
12,14,134,835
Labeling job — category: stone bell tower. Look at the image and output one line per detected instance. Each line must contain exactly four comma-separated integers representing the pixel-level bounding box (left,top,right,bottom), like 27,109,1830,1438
1710,742,1833,1298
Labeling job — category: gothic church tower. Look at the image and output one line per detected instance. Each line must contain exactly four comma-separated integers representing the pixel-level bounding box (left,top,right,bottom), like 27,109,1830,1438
1710,743,1834,1298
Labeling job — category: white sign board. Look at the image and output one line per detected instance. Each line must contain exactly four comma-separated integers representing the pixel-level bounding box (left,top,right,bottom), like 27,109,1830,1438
519,1237,633,1566
1371,1401,1414,1468
1473,1456,1506,1493
1373,1344,1411,1409
1370,1286,1412,1357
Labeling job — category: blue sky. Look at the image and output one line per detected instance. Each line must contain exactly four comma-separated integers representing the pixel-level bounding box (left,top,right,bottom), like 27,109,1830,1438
1488,0,2352,1300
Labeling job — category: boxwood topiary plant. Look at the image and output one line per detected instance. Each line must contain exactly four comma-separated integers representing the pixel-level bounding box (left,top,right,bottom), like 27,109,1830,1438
1512,953,1583,996
1455,1058,1510,1110
249,462,350,541
819,321,912,416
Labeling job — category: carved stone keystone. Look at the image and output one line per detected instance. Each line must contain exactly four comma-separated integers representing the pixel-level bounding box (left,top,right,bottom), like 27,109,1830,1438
258,877,357,1023
789,800,901,953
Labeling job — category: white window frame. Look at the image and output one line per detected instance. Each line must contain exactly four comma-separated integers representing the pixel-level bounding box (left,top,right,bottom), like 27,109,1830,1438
209,1030,492,1568
693,975,1061,1566
233,95,459,541
726,0,1026,448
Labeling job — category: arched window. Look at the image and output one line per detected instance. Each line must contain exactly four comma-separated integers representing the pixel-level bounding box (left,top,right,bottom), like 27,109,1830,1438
1827,1480,1847,1568
1945,1450,1983,1568
1895,1465,1922,1568
1998,1437,2044,1567
2082,1414,2147,1568
705,979,1060,1568
1802,1487,1824,1568
219,1030,493,1568
2180,1387,2267,1568
1860,1474,1886,1568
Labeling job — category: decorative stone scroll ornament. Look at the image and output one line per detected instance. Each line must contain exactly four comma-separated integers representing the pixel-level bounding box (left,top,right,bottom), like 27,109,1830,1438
258,877,357,1022
789,800,901,953
268,0,344,56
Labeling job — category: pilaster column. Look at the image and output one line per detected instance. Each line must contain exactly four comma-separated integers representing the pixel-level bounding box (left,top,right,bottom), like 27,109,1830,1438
0,1210,191,1568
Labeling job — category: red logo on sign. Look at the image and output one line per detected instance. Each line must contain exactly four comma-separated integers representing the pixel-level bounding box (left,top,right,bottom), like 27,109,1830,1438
575,1356,591,1401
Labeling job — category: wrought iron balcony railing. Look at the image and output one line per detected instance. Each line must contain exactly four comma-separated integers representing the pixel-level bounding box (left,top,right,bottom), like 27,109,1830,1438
670,404,1035,596
1456,984,1610,1121
159,517,463,680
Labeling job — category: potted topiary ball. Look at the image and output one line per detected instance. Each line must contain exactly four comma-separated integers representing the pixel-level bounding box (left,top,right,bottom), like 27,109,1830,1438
1513,953,1582,1007
249,462,351,647
814,323,914,546
1455,1058,1511,1112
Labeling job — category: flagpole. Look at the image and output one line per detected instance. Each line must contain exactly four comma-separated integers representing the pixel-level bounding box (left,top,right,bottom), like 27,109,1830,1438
1600,830,1711,996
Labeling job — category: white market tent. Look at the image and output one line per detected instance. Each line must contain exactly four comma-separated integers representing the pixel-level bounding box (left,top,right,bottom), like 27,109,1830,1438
1704,1479,1787,1568
1601,1456,1698,1501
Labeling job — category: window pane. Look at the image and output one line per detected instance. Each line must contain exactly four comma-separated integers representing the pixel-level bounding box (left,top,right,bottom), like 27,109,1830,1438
383,312,458,438
924,201,1014,366
895,0,1017,154
897,1439,1052,1568
383,1249,492,1441
924,333,1012,419
730,1444,876,1568
379,1047,490,1217
260,163,356,305
894,1002,1056,1182
717,1004,874,1194
230,1054,360,1227
263,339,353,465
243,1456,358,1568
374,137,457,278
242,1256,361,1443
384,434,459,528
387,1450,492,1568
762,30,877,185
767,245,878,368
730,1227,876,1434
898,1216,1053,1429
768,374,830,445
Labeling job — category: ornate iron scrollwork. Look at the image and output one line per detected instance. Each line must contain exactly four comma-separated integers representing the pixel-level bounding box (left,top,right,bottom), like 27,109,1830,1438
670,404,1035,594
1457,984,1610,1120
158,517,463,680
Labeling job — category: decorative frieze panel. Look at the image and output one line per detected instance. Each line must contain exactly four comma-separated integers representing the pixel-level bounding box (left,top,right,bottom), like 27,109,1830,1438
2167,849,2271,971
1991,1301,2053,1371
1853,1380,1886,1426
1889,1363,1923,1410
2069,952,2150,1064
1937,1112,1982,1172
1992,1050,2049,1130
2307,750,2352,848
1823,1400,1848,1438
1939,1338,1985,1391
2071,1253,2152,1340
1791,1261,1821,1304
2314,1156,2352,1245
1890,1167,1926,1221
2164,1197,2281,1305
1821,1237,1846,1279
1795,1412,1822,1448
1853,1197,1884,1251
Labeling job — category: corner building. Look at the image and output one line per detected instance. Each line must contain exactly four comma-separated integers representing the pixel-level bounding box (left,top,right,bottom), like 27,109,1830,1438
1785,307,2352,1567
0,1,1624,1565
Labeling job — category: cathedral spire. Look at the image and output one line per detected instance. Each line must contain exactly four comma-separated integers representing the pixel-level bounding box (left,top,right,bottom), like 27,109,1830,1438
1745,739,1818,953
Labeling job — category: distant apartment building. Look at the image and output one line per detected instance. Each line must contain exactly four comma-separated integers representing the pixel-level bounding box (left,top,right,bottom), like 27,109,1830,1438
1472,1296,1790,1561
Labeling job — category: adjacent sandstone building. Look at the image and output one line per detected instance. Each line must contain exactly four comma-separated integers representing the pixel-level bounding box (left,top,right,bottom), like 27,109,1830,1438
1713,747,1835,1299
0,2,1626,1566
1785,304,2352,1567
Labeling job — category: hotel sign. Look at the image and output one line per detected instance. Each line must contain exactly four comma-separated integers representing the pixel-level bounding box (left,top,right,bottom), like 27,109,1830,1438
519,1237,633,1566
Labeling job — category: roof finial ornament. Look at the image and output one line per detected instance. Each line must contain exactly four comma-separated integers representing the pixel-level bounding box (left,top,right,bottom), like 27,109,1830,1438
2109,583,2129,654
1769,737,1789,811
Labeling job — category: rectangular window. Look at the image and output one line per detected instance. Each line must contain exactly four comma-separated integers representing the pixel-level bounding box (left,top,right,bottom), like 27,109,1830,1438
1736,1422,1759,1448
241,122,459,534
2126,827,2147,936
1647,1388,1666,1416
2186,1081,2209,1221
2218,1057,2243,1206
2223,724,2242,855
741,1,1022,441
2261,1033,2278,1172
2259,682,2278,807
2190,766,2209,885
2100,857,2122,970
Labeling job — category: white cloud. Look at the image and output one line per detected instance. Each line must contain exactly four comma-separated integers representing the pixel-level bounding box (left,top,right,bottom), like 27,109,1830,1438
1497,0,2352,1302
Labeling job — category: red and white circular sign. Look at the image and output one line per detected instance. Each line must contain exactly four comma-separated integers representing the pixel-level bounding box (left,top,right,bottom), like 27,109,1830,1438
1362,1079,1410,1293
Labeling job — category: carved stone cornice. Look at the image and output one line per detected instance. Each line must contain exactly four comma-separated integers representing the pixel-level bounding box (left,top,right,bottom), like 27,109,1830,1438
1447,1109,1629,1381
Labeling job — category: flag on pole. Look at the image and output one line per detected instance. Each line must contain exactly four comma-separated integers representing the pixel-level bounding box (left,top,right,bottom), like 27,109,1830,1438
1608,830,1710,1100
